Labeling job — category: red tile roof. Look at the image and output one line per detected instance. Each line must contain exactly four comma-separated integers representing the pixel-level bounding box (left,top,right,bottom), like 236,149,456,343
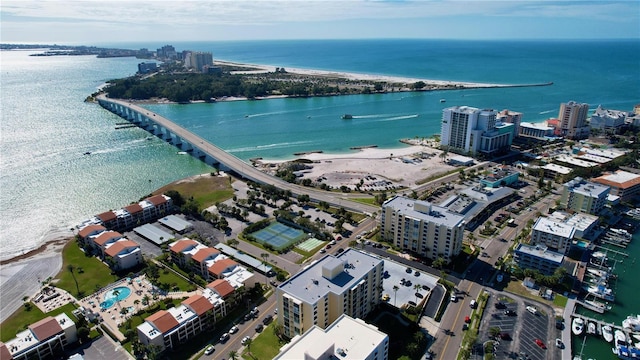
29,316,62,341
146,310,179,333
97,211,117,222
0,342,11,360
191,248,220,263
78,224,106,239
93,231,123,246
182,295,213,316
146,194,168,206
124,203,143,214
105,240,139,258
169,239,198,254
594,171,640,190
208,258,237,277
207,279,235,298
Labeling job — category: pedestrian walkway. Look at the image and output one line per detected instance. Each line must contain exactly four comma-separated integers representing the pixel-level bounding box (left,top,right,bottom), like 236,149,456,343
561,298,575,359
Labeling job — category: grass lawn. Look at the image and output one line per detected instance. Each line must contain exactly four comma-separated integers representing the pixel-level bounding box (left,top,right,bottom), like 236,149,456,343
553,294,568,307
55,241,120,298
152,174,234,210
1,302,77,342
156,266,197,292
505,280,557,308
241,323,286,360
350,197,377,206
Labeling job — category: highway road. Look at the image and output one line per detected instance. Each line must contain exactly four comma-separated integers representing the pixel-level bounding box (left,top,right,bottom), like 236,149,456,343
98,96,379,216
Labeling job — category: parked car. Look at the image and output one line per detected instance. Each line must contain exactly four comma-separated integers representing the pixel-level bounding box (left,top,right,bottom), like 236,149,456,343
241,336,250,345
555,339,564,348
229,325,239,334
499,332,511,340
535,339,547,349
451,295,457,302
462,323,469,331
504,310,517,316
464,316,471,323
255,324,264,332
526,306,538,315
470,300,477,309
414,270,420,276
382,294,390,301
494,302,506,309
219,333,229,343
406,267,413,273
337,248,344,253
204,345,215,355
263,314,273,325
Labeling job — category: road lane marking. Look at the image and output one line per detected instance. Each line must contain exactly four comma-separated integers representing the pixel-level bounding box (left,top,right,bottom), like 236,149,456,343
438,281,474,360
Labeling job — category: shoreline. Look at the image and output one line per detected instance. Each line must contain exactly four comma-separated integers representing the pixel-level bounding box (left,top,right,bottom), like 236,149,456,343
124,60,553,105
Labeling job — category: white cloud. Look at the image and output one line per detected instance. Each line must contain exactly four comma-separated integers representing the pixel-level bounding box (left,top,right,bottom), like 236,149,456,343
1,0,638,42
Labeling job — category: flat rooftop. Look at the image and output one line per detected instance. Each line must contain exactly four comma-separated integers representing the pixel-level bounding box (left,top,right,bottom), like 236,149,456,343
278,248,382,304
543,163,572,175
158,215,192,232
533,217,576,239
515,243,564,264
564,177,609,198
274,314,388,360
133,224,175,245
384,196,466,228
595,170,640,189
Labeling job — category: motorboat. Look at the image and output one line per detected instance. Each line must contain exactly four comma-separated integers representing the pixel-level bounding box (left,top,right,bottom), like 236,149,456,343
572,317,585,335
612,344,640,359
587,322,597,335
603,325,614,343
341,114,353,119
583,299,611,313
623,315,640,331
586,284,615,302
615,329,627,345
440,99,446,103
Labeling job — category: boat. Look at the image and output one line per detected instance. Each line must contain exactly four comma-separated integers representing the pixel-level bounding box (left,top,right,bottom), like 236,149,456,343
341,114,353,119
439,99,446,103
583,299,612,313
603,325,614,342
83,151,91,155
587,321,597,335
612,344,640,359
615,329,627,345
623,315,640,331
176,151,188,155
585,284,615,301
572,317,585,335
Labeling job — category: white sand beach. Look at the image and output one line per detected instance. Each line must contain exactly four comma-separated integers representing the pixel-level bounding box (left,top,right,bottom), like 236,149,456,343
215,59,509,88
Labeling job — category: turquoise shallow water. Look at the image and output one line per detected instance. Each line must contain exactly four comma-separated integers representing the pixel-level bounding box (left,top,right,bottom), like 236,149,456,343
1,40,638,265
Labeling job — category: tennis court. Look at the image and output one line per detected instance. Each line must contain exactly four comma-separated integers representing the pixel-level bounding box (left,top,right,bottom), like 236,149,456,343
251,222,306,251
296,238,325,252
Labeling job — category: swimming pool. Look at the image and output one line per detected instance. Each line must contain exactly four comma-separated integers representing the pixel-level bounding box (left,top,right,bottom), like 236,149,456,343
100,286,131,309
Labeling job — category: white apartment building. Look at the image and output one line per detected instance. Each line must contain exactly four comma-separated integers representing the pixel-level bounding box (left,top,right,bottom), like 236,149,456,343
381,196,465,263
1,314,77,360
137,293,226,352
274,314,389,360
560,177,610,215
441,106,512,155
276,249,383,339
531,217,576,254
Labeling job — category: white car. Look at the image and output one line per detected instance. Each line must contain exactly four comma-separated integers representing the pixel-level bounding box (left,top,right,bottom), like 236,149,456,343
204,345,215,355
241,336,250,345
526,306,538,315
219,333,229,342
450,295,457,302
555,338,564,348
229,325,239,334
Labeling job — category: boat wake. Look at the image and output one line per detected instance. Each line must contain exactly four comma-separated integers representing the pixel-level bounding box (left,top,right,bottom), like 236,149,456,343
375,114,420,122
227,140,315,153
539,109,554,115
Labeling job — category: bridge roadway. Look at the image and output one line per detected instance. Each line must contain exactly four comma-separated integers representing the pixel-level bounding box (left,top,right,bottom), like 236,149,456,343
97,95,378,216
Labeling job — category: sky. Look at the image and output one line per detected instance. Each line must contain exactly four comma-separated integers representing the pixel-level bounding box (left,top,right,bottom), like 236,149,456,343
1,0,638,44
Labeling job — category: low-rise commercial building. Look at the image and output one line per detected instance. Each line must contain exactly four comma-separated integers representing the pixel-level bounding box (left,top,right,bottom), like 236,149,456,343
274,314,389,360
594,170,640,202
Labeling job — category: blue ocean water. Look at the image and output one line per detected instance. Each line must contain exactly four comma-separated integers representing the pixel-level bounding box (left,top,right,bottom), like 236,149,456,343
1,40,639,258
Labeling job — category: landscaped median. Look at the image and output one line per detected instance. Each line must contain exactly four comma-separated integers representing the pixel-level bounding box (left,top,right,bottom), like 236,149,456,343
457,290,489,360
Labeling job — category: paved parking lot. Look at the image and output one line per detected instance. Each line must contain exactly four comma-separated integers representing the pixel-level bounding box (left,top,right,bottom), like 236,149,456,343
380,258,438,308
66,336,132,360
517,302,551,360
480,294,557,360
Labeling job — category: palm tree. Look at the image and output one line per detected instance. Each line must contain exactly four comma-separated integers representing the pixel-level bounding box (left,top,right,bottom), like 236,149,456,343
142,294,150,306
393,285,399,307
67,264,80,296
113,289,122,310
228,350,238,360
414,284,422,305
245,337,253,353
134,299,140,312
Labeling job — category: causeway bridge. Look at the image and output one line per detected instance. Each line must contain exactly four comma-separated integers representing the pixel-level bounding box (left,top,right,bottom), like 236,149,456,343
97,95,378,215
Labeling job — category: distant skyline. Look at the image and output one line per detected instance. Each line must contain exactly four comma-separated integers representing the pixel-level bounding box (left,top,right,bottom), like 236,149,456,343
1,1,638,44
